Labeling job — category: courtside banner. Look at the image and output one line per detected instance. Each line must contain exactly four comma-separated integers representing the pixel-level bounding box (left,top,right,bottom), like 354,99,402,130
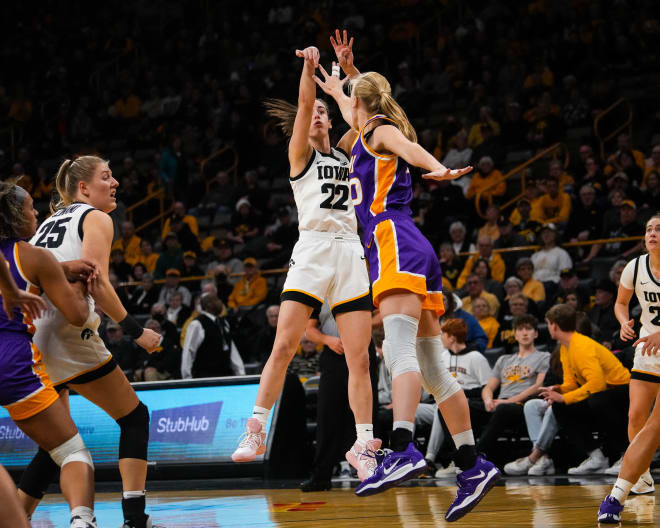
0,376,274,468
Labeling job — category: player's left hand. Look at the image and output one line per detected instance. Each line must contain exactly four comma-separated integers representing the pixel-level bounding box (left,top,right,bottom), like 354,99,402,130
313,63,349,98
634,331,660,356
422,166,473,181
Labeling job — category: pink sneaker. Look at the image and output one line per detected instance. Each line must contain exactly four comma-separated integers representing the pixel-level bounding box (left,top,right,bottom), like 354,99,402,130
346,438,382,481
232,418,267,462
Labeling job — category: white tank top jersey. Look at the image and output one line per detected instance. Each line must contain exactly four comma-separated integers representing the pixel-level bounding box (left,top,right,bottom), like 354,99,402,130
29,202,97,308
620,254,660,338
289,147,357,234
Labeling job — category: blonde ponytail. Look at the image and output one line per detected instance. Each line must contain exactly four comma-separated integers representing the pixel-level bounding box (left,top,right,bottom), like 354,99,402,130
350,72,417,143
50,155,106,213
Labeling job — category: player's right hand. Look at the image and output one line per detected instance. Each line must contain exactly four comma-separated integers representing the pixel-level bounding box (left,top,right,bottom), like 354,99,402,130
136,328,162,354
295,46,320,68
620,319,636,341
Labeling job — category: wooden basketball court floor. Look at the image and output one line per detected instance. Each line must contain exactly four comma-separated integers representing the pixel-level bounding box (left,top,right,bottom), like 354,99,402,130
30,476,659,527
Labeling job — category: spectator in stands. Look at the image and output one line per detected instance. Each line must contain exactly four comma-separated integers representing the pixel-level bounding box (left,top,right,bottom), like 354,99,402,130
181,294,242,379
580,155,605,192
105,321,142,381
583,200,644,263
609,260,627,287
139,319,181,381
468,106,500,149
472,258,505,300
601,189,626,235
530,223,572,285
534,176,571,226
466,156,505,207
428,318,492,475
289,336,321,380
167,213,201,254
472,298,499,348
477,204,501,242
643,144,660,187
443,130,472,196
131,262,147,283
181,251,204,292
424,179,471,245
550,268,590,308
447,221,475,264
166,292,192,330
457,235,505,287
565,184,602,252
227,257,267,312
494,216,529,275
500,101,526,148
638,171,659,211
113,86,142,119
230,197,263,247
127,273,160,315
111,221,142,264
150,302,179,344
472,315,549,465
439,243,463,289
158,269,192,307
249,304,279,370
206,239,243,285
197,170,238,222
604,133,645,177
441,291,488,353
110,248,133,283
527,96,564,149
510,194,542,242
162,201,200,240
133,239,159,273
588,279,619,348
495,292,532,354
461,273,501,319
154,232,184,279
515,258,546,305
540,304,630,474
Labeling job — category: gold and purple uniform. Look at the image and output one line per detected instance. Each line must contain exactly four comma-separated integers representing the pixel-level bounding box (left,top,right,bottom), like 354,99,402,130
350,114,444,314
0,240,58,420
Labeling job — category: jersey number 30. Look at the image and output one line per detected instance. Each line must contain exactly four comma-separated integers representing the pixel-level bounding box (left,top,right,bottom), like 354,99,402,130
319,183,349,211
34,218,71,249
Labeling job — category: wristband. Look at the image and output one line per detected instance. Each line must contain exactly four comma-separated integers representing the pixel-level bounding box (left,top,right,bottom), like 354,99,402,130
119,314,144,340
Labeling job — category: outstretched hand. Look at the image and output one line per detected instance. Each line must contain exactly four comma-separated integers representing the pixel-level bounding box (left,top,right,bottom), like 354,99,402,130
330,29,355,72
422,166,473,182
313,62,349,99
295,46,320,68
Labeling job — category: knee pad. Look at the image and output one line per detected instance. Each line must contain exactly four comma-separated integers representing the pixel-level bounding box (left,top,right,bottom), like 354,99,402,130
117,401,150,460
416,336,460,404
382,314,420,379
49,433,94,469
18,447,59,499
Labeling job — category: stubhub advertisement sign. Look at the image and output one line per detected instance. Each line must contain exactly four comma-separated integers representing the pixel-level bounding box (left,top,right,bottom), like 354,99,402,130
0,379,273,468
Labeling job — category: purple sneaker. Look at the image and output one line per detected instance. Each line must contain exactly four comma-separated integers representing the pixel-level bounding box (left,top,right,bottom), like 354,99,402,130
355,443,426,497
597,495,623,524
445,455,500,522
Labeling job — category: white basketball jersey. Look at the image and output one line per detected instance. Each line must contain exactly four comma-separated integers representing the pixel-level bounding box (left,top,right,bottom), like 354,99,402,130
290,148,357,234
621,254,660,337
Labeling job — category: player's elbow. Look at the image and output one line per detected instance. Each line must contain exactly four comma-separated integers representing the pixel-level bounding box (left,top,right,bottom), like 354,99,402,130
67,302,89,327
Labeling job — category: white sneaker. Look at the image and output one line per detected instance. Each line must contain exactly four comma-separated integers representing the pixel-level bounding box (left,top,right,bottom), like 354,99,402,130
504,456,534,475
345,438,382,481
231,418,267,462
434,461,459,477
567,448,608,474
604,455,624,475
528,455,555,476
337,461,353,480
71,516,97,528
630,469,655,495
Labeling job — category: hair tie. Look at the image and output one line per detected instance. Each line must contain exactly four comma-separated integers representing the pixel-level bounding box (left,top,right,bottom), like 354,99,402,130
11,185,28,205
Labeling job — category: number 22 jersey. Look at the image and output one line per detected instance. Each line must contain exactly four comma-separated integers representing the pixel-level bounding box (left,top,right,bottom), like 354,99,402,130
289,147,357,234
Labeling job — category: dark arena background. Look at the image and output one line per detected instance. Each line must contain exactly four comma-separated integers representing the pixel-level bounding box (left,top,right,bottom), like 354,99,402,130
0,0,659,526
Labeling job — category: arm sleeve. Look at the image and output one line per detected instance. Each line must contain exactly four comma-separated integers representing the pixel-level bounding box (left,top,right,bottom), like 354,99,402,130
491,355,503,380
181,320,204,379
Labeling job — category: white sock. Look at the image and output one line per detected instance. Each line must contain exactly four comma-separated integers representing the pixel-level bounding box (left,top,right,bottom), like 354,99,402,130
252,406,270,427
610,478,634,503
122,490,145,499
452,429,475,449
393,420,414,433
356,423,374,444
70,506,95,524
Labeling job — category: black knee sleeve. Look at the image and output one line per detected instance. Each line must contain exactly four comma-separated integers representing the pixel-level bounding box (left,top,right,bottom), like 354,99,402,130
117,401,150,460
18,447,59,499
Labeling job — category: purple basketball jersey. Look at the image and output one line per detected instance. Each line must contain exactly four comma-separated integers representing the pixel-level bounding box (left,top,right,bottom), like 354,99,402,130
0,239,36,335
